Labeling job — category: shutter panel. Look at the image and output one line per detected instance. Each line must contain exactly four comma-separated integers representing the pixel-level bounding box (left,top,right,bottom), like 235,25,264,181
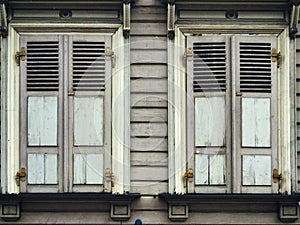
20,35,62,192
235,36,278,193
26,41,59,92
72,40,106,92
187,35,278,194
20,34,112,193
193,41,227,93
187,36,230,193
70,35,111,192
239,42,272,93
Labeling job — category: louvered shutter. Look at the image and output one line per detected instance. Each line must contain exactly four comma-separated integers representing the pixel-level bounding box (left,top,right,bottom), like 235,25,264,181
235,36,278,193
186,35,278,194
69,35,111,192
20,35,63,192
20,34,112,193
187,36,231,193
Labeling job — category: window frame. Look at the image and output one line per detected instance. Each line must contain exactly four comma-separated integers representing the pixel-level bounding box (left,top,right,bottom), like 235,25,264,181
2,23,130,194
168,25,294,194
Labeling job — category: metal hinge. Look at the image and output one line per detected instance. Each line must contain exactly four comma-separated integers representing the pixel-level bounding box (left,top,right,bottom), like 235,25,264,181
15,47,26,66
183,168,194,183
184,48,193,61
273,168,282,183
271,48,281,68
15,168,26,186
105,168,115,188
105,47,115,67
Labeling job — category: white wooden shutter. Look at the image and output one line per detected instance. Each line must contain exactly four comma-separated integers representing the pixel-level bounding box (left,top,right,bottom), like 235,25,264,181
20,35,63,192
187,36,231,193
69,35,111,192
234,36,278,193
186,35,278,194
20,34,112,193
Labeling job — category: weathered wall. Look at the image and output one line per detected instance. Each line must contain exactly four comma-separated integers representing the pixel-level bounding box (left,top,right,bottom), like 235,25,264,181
130,0,168,195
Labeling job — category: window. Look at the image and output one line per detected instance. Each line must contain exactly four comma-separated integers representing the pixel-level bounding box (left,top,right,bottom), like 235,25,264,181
168,30,291,194
186,35,278,193
19,34,112,193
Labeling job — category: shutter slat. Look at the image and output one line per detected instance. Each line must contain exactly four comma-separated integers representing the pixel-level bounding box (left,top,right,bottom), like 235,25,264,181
26,41,59,92
239,42,272,93
72,41,106,92
193,42,226,93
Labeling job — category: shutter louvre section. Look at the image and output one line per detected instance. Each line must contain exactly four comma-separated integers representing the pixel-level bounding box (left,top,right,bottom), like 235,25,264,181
72,41,106,92
239,42,272,93
193,42,227,93
26,41,59,92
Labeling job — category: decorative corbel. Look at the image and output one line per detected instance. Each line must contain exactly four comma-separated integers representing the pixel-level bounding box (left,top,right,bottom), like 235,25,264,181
290,1,300,38
167,0,175,40
0,0,7,38
123,0,131,38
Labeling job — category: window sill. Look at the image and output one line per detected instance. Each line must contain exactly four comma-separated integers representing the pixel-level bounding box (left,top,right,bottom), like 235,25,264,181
159,193,300,222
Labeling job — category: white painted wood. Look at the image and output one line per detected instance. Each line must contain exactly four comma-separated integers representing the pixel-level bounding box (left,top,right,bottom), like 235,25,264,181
179,10,285,20
130,22,166,35
73,154,86,184
131,50,167,64
45,154,57,184
131,108,167,122
130,36,167,50
28,96,58,146
131,7,166,21
235,35,278,194
112,27,130,193
28,154,44,184
195,154,209,185
1,36,8,193
242,156,255,185
131,93,167,108
210,155,225,185
172,27,187,194
74,96,103,146
131,181,168,195
131,137,167,152
131,152,168,166
242,155,271,186
86,154,103,184
131,123,167,137
7,26,20,194
242,98,271,147
131,78,168,93
131,65,167,78
195,97,225,147
278,28,292,194
131,166,168,181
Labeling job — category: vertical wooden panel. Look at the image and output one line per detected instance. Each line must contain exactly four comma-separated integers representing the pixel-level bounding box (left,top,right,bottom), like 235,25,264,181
28,96,58,146
45,154,57,184
86,154,103,184
254,156,271,185
242,156,255,185
28,154,44,184
242,98,271,147
74,154,86,184
209,155,225,185
195,154,208,185
242,155,271,185
74,96,103,146
195,97,225,147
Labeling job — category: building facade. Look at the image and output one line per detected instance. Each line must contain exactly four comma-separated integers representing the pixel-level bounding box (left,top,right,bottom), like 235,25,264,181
0,0,300,224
